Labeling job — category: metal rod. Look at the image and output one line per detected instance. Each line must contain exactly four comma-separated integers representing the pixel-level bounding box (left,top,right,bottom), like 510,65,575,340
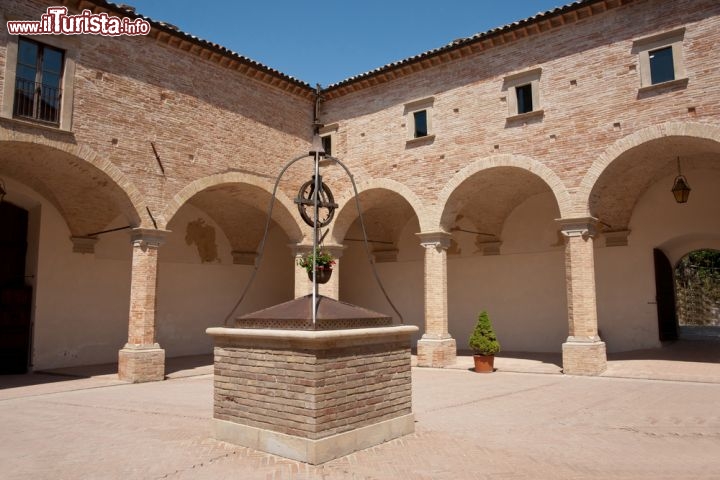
345,238,395,245
450,227,494,236
312,150,320,326
146,207,158,229
83,225,133,237
150,142,165,176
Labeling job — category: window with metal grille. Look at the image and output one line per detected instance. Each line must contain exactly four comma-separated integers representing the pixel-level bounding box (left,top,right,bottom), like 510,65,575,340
13,38,64,124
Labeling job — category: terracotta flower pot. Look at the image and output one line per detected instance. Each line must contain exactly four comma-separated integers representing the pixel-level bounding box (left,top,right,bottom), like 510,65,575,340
308,268,333,284
473,354,495,373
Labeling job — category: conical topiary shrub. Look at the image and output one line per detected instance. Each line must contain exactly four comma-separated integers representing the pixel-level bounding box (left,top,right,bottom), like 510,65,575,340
468,311,500,356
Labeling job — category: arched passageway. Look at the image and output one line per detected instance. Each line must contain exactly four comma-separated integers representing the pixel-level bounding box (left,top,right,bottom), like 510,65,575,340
0,140,142,372
331,185,424,343
440,163,566,354
159,177,302,358
587,127,720,352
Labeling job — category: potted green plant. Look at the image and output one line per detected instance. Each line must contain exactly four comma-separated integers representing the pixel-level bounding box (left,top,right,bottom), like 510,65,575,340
468,311,500,373
297,248,336,284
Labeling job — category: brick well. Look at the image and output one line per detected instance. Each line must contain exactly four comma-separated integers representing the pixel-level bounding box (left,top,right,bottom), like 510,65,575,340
206,324,418,464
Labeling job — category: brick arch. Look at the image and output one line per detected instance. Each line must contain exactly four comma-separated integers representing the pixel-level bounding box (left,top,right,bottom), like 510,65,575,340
162,172,303,242
329,178,430,244
577,122,720,216
0,131,145,226
433,154,572,229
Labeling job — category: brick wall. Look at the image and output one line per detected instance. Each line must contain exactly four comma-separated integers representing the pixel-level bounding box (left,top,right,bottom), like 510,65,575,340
319,0,720,217
214,338,412,440
3,0,720,373
0,0,314,237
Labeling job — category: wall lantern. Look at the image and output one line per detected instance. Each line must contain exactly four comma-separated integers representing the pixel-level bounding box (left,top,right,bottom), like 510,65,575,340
0,178,6,204
671,157,691,204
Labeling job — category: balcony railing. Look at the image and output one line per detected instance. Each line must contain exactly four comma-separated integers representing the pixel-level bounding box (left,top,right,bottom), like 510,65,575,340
13,78,62,125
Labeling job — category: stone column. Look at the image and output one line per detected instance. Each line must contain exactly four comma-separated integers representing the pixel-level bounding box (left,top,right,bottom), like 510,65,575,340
292,243,344,300
118,228,168,383
557,217,607,375
416,231,456,367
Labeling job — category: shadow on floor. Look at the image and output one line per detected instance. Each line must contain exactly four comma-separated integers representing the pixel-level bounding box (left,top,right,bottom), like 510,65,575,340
0,354,215,391
3,341,719,392
607,339,720,363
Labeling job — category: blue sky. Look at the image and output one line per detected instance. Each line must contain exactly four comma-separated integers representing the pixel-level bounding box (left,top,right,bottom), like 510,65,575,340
125,1,568,86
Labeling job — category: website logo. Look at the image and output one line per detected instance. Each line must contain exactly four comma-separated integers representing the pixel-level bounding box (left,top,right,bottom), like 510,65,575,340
6,7,151,36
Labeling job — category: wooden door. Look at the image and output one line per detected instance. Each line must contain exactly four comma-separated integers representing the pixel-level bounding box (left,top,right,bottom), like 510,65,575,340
0,202,32,374
653,248,678,342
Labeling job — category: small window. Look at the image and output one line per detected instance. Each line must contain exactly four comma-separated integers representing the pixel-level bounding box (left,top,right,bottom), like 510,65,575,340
13,38,64,124
502,68,542,120
649,47,674,84
413,110,428,138
633,28,686,91
321,134,332,156
318,123,338,156
403,96,434,143
516,84,533,114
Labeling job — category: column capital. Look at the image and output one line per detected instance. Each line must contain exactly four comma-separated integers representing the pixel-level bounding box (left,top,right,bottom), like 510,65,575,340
416,231,452,250
556,217,598,239
130,228,170,248
290,243,345,259
322,244,346,259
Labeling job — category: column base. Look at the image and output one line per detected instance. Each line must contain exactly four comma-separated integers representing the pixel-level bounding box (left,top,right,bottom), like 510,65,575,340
562,338,607,376
417,337,456,367
118,344,165,383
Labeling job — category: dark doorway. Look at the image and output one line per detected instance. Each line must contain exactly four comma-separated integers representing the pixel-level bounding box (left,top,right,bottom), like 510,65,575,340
654,248,678,341
0,201,32,374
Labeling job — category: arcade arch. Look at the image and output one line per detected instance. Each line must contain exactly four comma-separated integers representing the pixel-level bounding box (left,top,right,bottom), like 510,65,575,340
439,160,567,355
586,125,720,352
157,176,303,357
0,140,143,372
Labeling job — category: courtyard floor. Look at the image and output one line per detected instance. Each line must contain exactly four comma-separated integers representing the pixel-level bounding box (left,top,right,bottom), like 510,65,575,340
1,340,719,479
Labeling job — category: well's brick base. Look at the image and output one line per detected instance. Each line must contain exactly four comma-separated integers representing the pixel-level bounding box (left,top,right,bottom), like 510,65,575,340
207,325,417,464
118,345,165,383
562,340,607,376
417,337,457,367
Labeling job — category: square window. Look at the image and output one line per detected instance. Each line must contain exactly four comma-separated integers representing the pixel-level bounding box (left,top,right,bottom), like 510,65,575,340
516,84,533,114
502,68,542,120
413,110,428,138
13,37,64,124
633,28,686,91
649,46,675,84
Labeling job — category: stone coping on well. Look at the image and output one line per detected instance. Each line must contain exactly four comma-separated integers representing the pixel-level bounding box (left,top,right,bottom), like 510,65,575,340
206,325,419,343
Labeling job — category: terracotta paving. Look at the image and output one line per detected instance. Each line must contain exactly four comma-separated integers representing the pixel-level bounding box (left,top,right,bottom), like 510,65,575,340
1,341,719,479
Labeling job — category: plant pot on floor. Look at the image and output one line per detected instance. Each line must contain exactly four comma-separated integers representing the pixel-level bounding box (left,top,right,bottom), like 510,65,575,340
468,311,500,373
473,354,495,373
